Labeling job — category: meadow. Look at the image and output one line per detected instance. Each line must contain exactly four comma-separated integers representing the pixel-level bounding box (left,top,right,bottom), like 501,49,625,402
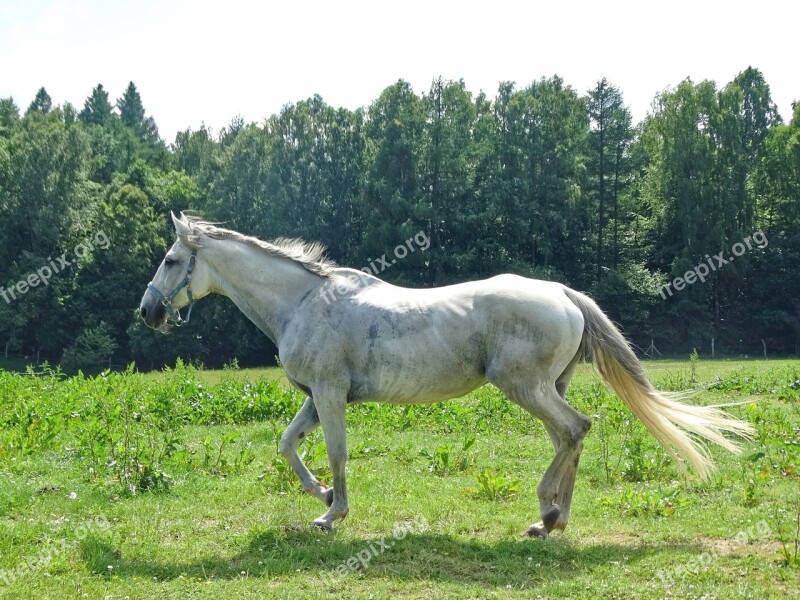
0,358,798,599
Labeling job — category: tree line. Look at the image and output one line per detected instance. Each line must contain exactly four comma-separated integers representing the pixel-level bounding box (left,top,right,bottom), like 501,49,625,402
0,69,798,372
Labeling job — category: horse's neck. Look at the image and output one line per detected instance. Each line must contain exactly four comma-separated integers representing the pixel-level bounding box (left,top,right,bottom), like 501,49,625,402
209,241,318,345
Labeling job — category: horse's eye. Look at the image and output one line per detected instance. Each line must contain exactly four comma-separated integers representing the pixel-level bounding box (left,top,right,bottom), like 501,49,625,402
165,257,177,266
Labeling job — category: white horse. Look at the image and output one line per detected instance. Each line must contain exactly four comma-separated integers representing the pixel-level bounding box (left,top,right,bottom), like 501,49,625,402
139,213,753,537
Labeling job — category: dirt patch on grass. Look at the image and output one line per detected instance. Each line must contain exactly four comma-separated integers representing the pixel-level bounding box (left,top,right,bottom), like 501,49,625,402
579,531,643,547
695,536,783,558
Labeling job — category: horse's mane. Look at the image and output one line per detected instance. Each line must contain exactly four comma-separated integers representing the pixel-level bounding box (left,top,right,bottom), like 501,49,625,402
182,216,336,277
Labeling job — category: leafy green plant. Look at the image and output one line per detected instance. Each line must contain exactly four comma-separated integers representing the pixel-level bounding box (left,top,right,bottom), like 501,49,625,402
621,432,671,482
422,444,451,475
690,348,699,383
261,453,297,493
744,399,799,486
198,431,254,475
578,383,623,482
599,486,688,517
469,468,521,502
420,435,476,476
576,382,670,483
98,375,184,494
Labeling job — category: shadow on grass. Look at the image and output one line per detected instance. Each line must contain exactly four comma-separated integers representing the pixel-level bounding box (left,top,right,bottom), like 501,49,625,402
78,527,701,587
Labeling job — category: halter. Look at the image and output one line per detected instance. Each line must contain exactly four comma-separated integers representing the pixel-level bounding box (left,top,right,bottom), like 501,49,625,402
147,249,198,326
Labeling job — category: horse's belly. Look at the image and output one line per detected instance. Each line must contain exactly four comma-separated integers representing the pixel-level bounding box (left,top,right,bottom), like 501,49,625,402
348,340,486,404
349,370,486,404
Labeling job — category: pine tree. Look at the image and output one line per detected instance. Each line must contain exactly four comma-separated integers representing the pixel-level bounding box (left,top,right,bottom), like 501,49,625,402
79,84,113,126
117,81,159,142
588,79,633,278
26,87,52,115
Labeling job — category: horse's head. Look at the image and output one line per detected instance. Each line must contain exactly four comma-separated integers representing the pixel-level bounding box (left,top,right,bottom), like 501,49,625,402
139,212,213,330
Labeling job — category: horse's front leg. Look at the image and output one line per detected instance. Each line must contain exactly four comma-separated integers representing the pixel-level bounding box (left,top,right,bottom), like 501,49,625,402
309,386,349,530
278,397,333,506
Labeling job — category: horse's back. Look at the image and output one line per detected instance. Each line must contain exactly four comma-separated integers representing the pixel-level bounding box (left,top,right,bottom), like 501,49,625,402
329,274,584,403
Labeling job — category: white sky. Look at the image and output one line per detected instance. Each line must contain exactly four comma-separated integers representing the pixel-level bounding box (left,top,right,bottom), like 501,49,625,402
1,0,797,143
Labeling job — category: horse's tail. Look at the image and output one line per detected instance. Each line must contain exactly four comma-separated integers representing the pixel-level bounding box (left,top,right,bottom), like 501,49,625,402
562,286,754,480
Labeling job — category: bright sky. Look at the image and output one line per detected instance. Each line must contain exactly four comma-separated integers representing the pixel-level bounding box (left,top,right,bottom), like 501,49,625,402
1,0,797,143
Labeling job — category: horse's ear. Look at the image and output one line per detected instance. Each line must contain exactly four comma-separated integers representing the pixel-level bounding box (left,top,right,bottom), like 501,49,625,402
171,211,192,238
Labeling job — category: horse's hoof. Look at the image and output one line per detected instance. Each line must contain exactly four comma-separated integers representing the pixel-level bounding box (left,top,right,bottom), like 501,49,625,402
313,518,333,531
526,522,549,539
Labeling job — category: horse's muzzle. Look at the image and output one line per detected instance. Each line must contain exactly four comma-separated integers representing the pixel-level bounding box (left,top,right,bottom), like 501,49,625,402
139,293,167,330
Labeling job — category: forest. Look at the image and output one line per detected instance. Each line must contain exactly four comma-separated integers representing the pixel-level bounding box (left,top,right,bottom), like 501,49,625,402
0,68,798,372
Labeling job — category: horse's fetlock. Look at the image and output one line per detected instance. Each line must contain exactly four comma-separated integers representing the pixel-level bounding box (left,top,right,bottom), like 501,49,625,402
542,505,561,531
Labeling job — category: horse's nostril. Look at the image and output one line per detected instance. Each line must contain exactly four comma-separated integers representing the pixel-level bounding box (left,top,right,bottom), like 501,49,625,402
140,306,147,319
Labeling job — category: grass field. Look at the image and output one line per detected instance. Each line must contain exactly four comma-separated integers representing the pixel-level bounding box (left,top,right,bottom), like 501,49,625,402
0,358,798,599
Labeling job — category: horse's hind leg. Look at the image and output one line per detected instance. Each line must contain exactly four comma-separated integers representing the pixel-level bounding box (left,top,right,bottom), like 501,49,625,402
541,420,583,532
497,378,591,539
550,351,584,531
555,349,581,400
279,397,333,506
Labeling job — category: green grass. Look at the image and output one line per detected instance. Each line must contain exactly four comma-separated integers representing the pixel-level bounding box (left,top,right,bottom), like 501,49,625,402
0,358,798,599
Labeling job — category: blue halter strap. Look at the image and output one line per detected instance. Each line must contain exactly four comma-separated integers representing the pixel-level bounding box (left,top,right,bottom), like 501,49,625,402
147,249,198,326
